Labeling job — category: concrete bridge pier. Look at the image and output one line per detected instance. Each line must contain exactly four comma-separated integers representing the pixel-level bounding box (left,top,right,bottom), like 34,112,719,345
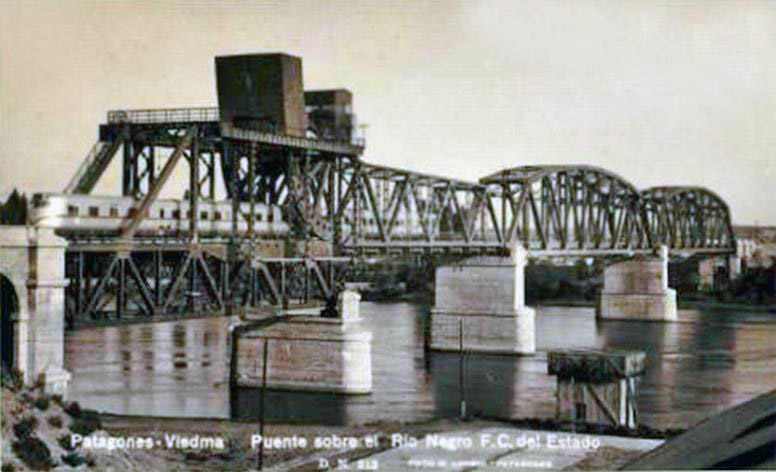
231,289,372,394
597,245,677,322
0,226,71,394
428,245,535,355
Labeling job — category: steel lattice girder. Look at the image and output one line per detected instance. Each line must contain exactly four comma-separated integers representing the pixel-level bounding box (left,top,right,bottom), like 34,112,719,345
69,119,736,256
333,161,499,250
641,186,735,250
480,165,651,251
64,246,350,325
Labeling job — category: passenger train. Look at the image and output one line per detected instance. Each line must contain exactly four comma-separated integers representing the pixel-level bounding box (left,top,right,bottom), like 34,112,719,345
30,192,429,241
30,193,290,237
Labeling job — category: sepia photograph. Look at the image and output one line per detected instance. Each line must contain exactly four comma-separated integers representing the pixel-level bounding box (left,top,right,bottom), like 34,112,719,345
1,0,775,470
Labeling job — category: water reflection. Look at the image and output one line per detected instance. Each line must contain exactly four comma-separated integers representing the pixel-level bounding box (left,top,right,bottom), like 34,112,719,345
230,389,357,426
65,303,776,430
65,317,231,418
427,352,553,419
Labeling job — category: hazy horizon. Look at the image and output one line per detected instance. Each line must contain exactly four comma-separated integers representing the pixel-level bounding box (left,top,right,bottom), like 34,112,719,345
1,0,774,225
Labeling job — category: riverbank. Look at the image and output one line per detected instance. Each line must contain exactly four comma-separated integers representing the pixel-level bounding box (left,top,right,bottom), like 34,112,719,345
536,298,775,313
94,414,672,471
2,379,676,471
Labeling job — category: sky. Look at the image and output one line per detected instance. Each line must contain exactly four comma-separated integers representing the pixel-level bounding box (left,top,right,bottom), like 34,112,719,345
1,0,774,225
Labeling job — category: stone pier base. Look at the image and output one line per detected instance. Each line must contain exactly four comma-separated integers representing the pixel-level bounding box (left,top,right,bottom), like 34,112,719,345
231,290,372,394
598,292,677,321
597,246,677,322
429,247,535,355
428,311,535,355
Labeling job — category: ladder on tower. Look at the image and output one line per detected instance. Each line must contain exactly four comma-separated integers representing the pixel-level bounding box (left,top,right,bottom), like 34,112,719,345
63,135,125,194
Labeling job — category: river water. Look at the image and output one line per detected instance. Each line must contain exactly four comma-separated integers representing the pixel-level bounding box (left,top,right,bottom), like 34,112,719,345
65,304,776,430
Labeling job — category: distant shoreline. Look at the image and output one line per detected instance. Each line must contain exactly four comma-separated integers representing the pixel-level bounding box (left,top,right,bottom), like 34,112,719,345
537,298,775,313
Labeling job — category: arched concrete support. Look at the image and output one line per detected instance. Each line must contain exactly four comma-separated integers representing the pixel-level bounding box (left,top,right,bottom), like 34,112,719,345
0,226,71,394
428,246,535,354
597,246,677,322
1,274,19,369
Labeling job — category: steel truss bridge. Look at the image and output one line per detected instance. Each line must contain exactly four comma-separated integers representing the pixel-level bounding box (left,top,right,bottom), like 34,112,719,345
56,107,735,326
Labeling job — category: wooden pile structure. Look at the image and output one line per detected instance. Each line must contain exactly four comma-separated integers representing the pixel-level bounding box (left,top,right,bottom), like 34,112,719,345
548,349,646,428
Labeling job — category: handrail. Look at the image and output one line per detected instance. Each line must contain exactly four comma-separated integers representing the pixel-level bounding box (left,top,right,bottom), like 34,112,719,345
107,107,219,124
220,123,364,155
64,141,104,193
106,107,366,147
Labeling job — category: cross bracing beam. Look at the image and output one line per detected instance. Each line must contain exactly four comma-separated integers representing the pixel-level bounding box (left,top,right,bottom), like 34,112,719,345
119,126,196,242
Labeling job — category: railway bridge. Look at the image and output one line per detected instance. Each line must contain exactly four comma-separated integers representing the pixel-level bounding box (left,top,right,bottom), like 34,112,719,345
0,53,737,391
43,104,735,322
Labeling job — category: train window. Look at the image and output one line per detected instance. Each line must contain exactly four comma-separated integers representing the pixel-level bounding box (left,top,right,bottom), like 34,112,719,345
88,206,99,217
172,210,180,219
109,207,118,217
128,208,137,217
268,213,274,223
201,211,208,220
186,210,192,219
214,212,222,221
67,205,79,216
257,214,263,222
159,209,165,219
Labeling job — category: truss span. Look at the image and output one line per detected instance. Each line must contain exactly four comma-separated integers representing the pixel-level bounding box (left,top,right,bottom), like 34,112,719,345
641,186,735,252
480,165,650,253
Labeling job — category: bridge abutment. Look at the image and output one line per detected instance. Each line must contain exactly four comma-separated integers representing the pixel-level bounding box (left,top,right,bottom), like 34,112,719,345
428,246,535,355
0,226,71,394
597,246,677,322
